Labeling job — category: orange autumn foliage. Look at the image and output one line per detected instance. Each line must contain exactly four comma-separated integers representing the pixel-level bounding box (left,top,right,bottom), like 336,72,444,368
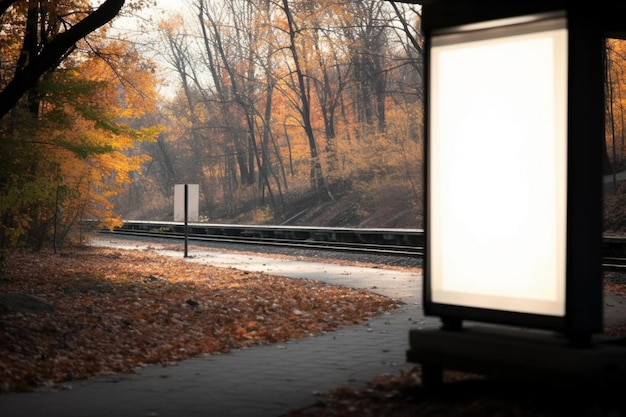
0,33,162,248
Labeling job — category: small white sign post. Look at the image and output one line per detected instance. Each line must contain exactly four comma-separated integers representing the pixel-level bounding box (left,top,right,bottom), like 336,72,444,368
174,184,199,257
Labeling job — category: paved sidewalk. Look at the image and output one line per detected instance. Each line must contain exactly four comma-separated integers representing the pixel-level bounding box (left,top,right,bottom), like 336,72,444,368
0,240,436,417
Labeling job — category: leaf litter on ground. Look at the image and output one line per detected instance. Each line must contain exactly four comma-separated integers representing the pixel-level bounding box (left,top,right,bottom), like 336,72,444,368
0,246,399,393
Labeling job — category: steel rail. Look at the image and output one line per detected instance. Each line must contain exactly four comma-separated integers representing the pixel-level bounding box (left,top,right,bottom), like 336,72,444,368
98,228,424,256
98,224,626,271
601,257,626,271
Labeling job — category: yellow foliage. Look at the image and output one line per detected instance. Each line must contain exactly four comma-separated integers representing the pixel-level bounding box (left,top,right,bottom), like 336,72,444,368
0,29,161,249
99,217,123,231
249,206,274,224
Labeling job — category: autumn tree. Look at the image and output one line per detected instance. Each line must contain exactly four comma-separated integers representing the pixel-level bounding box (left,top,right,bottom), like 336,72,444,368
154,0,289,219
0,0,160,249
0,0,127,120
606,38,626,178
135,0,423,226
157,9,247,217
278,0,327,197
334,0,393,135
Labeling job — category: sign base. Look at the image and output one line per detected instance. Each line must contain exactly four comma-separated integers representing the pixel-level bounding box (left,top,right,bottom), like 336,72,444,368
407,326,626,388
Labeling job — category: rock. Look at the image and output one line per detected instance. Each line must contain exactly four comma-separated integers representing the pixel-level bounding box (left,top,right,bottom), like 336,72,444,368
0,292,54,314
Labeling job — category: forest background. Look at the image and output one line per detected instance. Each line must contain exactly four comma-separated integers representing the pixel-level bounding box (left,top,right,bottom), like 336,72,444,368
2,0,626,252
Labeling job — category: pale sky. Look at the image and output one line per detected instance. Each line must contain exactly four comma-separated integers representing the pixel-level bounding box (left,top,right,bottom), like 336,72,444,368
101,0,191,99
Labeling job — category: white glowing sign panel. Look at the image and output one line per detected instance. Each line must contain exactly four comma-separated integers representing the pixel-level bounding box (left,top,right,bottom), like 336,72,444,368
174,184,199,222
429,17,568,316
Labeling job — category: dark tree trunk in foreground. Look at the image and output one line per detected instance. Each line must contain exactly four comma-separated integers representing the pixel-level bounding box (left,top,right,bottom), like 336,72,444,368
0,0,126,121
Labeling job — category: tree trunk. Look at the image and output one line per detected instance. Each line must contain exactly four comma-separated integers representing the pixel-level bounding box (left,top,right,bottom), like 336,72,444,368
0,0,126,120
281,0,326,196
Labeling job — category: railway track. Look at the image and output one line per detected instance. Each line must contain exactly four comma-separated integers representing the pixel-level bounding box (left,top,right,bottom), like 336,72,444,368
98,224,424,257
98,221,626,271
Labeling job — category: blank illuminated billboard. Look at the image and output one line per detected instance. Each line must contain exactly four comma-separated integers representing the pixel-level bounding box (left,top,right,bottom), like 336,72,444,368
428,16,568,317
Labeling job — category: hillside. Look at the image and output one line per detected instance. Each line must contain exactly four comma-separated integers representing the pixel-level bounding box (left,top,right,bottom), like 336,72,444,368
253,184,423,229
121,182,424,230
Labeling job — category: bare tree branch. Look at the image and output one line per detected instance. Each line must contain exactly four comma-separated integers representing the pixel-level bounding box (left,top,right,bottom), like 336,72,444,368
0,0,126,120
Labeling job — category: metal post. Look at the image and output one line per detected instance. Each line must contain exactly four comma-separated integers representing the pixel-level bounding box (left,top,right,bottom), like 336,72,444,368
184,184,189,258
